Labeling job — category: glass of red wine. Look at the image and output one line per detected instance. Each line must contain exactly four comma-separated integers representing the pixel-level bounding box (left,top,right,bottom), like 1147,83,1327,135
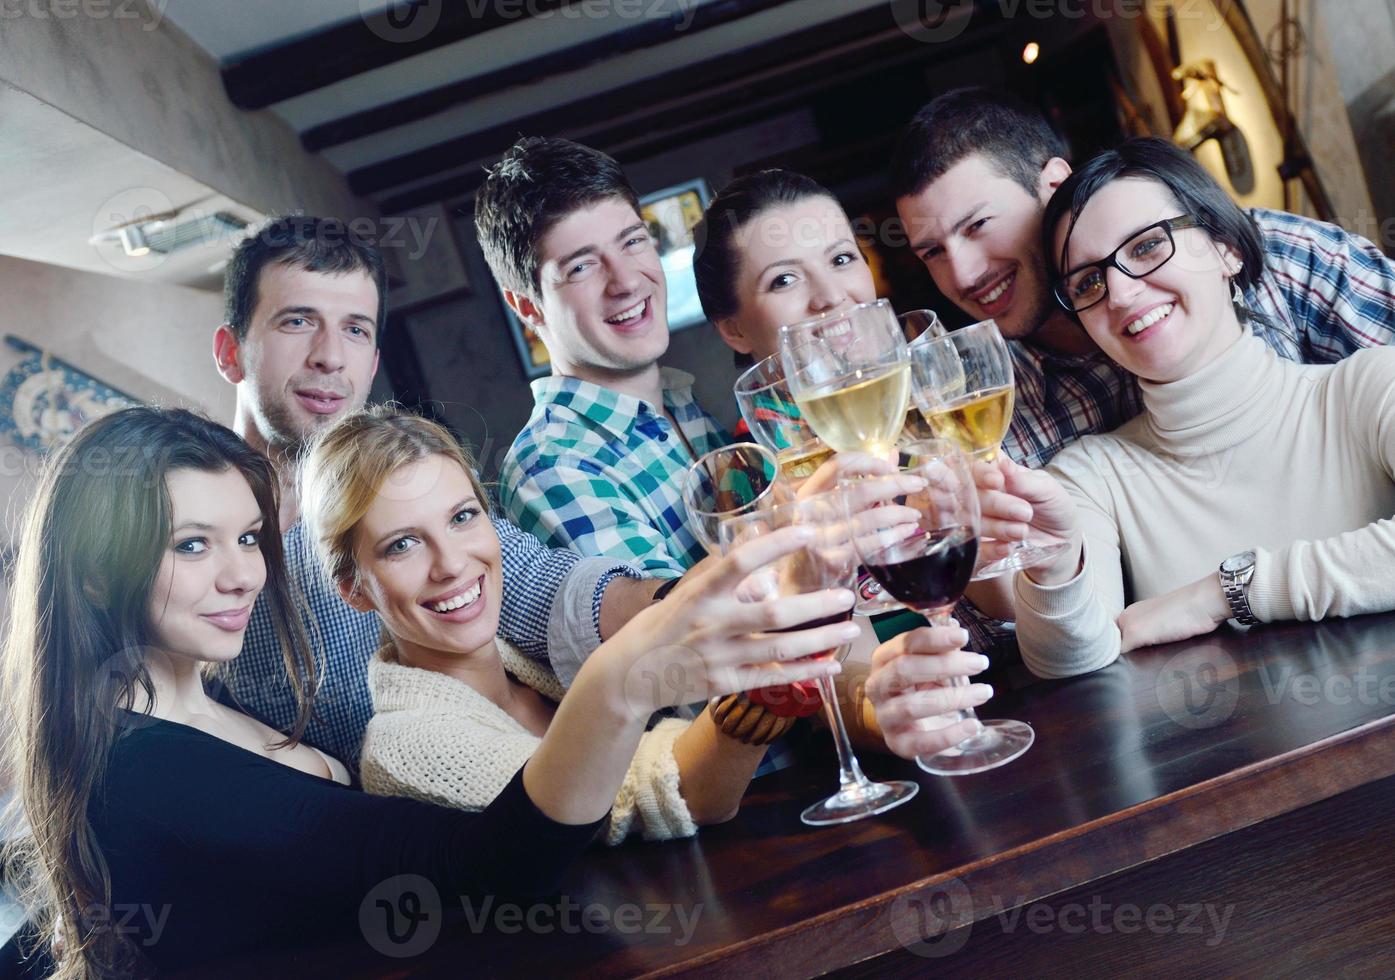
718,489,919,826
843,438,1034,775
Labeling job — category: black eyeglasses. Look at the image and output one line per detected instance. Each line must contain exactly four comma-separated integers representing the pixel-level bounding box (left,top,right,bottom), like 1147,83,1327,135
1053,214,1201,314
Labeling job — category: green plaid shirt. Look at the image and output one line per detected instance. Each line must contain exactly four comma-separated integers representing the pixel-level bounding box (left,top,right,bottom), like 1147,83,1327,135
500,368,731,576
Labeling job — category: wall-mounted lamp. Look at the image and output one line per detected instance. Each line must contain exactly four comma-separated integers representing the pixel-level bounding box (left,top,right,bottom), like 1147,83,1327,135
1022,42,1040,64
119,224,152,258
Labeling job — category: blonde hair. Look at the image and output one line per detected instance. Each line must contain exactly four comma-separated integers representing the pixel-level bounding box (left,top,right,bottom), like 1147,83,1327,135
299,405,489,589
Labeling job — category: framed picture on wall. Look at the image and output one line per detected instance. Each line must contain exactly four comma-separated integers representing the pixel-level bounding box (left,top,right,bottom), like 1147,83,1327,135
498,178,712,379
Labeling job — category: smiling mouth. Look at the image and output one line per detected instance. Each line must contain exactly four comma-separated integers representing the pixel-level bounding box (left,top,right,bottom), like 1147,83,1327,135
605,298,648,326
1123,303,1173,336
424,576,484,614
969,269,1015,309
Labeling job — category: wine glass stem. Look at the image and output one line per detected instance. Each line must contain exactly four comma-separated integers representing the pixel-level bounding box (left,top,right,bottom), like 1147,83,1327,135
816,655,871,791
930,610,982,728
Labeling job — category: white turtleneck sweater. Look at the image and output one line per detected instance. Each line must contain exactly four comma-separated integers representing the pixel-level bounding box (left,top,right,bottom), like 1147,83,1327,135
1014,330,1395,678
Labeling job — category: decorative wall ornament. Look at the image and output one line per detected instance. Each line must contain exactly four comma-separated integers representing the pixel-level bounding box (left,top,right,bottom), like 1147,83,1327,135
0,336,138,454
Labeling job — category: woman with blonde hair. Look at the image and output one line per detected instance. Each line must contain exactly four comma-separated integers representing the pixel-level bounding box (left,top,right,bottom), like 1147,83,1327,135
2,407,843,976
300,404,861,841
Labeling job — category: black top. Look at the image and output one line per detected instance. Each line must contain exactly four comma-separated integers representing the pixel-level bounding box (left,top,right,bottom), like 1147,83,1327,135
89,715,604,972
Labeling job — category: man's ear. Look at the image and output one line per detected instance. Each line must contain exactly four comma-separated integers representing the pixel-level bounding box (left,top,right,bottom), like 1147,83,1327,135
504,289,546,331
714,316,754,356
336,576,375,614
1036,157,1073,205
213,324,245,384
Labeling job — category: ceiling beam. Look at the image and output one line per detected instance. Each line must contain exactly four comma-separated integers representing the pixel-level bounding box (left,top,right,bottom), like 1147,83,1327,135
352,3,941,197
302,0,802,151
221,0,570,109
376,12,998,212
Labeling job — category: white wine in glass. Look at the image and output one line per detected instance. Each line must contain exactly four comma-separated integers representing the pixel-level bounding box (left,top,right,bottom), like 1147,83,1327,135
792,363,910,457
779,299,911,459
780,300,912,615
919,385,1015,460
910,319,1068,580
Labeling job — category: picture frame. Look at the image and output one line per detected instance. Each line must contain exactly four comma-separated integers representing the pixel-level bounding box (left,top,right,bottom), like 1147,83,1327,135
499,177,712,379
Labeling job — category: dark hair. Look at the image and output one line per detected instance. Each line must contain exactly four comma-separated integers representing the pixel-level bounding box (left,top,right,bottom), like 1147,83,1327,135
1,407,315,977
1041,137,1265,316
692,169,840,325
223,215,388,346
888,87,1068,201
474,137,641,299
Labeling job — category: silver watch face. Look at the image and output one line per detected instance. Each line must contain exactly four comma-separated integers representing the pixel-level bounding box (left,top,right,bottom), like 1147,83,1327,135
1221,550,1257,575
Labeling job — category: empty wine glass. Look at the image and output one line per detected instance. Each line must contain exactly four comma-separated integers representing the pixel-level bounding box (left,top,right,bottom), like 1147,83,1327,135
681,442,789,554
719,489,919,825
844,438,1034,775
733,353,834,485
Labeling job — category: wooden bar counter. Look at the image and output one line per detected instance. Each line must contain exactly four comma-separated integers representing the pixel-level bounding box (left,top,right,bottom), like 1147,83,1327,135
215,613,1395,977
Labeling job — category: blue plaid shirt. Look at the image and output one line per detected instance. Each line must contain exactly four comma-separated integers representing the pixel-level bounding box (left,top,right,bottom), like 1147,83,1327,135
225,515,636,771
962,208,1395,650
500,368,731,577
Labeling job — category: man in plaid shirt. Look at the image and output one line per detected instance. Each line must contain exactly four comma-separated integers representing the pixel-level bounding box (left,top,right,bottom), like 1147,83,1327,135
478,137,730,578
889,88,1395,650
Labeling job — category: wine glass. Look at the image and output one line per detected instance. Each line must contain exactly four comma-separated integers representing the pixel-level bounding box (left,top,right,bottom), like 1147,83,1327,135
844,438,1034,775
681,442,789,554
733,353,835,485
719,489,919,825
909,319,1069,579
898,309,947,450
778,299,911,459
899,308,946,345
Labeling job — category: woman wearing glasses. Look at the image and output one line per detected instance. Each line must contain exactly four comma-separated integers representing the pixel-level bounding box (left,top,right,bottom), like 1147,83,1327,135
980,137,1395,678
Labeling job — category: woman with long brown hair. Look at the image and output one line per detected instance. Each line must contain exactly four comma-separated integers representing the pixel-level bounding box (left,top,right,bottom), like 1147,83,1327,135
1,407,845,976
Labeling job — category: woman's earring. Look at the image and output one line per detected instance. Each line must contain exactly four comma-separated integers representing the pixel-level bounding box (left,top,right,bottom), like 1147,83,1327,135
1228,259,1244,305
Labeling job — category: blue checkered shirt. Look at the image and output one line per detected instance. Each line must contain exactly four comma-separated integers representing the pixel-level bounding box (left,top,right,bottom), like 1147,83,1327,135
225,515,636,771
961,208,1395,651
500,367,731,576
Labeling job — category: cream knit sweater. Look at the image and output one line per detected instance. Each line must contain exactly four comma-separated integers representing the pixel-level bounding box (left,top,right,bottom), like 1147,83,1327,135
1015,330,1395,678
360,639,697,846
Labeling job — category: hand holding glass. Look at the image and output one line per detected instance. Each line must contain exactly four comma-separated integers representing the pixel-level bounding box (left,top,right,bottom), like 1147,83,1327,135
719,490,919,826
909,319,1068,579
844,439,1034,775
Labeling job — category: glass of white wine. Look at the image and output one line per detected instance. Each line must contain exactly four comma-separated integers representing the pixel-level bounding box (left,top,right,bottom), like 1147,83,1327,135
779,300,911,614
779,299,911,459
909,319,1069,579
733,353,835,485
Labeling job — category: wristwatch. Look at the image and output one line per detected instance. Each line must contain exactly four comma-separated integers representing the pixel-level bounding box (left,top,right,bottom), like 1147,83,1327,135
1218,550,1260,627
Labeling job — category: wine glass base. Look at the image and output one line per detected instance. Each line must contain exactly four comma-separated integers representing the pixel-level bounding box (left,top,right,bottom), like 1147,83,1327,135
800,779,919,827
971,539,1071,581
855,594,906,616
916,719,1034,776
855,569,904,616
